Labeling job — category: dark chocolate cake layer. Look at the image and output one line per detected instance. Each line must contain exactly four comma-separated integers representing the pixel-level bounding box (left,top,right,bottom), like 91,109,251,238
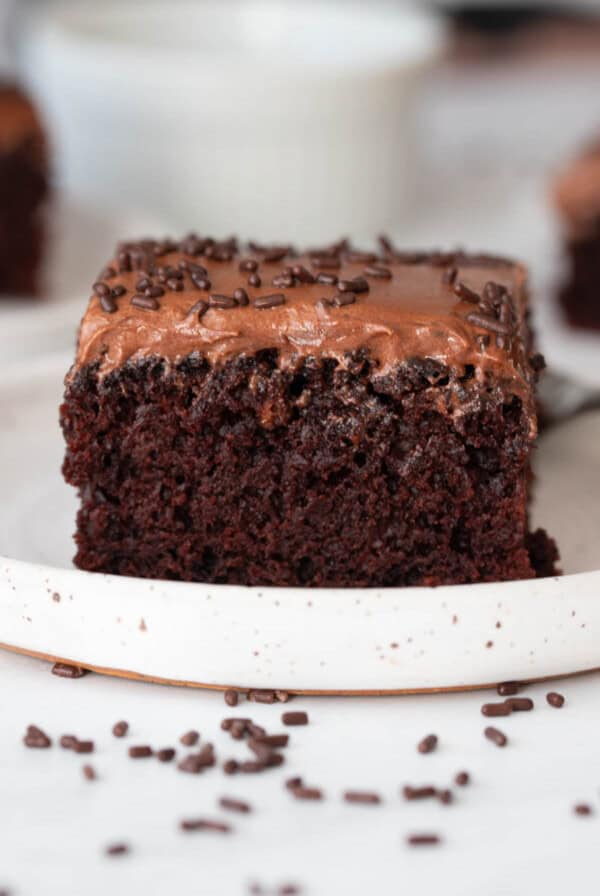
0,85,48,296
61,237,557,587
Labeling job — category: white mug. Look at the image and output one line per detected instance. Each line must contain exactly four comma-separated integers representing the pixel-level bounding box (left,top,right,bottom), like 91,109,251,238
21,0,443,244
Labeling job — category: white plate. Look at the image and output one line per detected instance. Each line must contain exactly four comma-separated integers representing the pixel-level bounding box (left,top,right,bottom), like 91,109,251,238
0,353,599,693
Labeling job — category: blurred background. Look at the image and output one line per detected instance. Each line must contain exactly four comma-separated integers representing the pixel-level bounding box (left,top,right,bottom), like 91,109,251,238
2,0,600,382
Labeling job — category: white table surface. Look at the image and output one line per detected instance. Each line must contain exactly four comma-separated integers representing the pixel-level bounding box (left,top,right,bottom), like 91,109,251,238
1,647,598,896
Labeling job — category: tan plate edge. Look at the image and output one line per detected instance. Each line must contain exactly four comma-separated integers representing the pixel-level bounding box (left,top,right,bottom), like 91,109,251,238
1,641,596,696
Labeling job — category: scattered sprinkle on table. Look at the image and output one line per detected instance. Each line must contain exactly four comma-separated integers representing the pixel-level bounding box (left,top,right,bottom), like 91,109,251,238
105,843,129,857
23,725,51,749
574,803,593,816
155,748,175,763
417,734,438,754
547,692,565,708
51,662,88,679
403,785,437,801
180,818,231,833
484,726,507,747
505,697,534,712
219,797,252,814
292,786,323,801
407,834,441,846
128,745,153,758
282,711,308,726
343,791,381,805
481,702,512,717
112,720,129,737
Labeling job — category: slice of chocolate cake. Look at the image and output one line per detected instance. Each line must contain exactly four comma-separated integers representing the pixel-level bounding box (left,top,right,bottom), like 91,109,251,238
0,84,48,296
554,139,600,330
60,237,557,587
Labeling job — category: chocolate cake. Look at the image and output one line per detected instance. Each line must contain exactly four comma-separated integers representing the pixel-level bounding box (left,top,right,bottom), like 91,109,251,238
554,140,600,330
60,236,557,587
0,84,48,296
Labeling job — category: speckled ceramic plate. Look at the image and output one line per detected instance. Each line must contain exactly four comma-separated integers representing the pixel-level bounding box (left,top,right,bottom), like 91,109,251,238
1,353,599,692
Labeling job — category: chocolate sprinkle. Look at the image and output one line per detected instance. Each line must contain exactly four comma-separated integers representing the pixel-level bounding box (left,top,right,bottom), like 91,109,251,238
249,689,277,704
233,288,249,306
82,764,96,780
189,299,209,319
344,791,381,805
192,276,211,291
453,281,480,304
497,682,519,696
338,276,369,294
92,281,110,298
286,776,303,791
407,834,441,847
345,250,377,264
105,843,129,856
209,293,237,309
219,797,251,814
251,734,289,748
484,726,507,747
403,786,437,801
310,255,340,270
156,748,176,763
23,725,51,749
254,293,285,310
128,745,153,758
131,295,159,311
248,273,262,287
316,272,338,285
455,771,470,787
547,692,565,708
180,730,199,747
224,689,239,707
292,787,323,801
292,264,315,284
99,295,117,313
180,818,231,833
505,697,534,712
417,734,438,754
574,803,593,816
364,264,392,279
481,702,512,717
51,662,88,679
442,266,458,285
112,721,129,738
332,292,356,307
466,311,511,336
262,247,289,263
282,711,308,726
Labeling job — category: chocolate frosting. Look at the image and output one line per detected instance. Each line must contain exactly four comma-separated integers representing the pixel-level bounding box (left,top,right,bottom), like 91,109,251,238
73,239,535,412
